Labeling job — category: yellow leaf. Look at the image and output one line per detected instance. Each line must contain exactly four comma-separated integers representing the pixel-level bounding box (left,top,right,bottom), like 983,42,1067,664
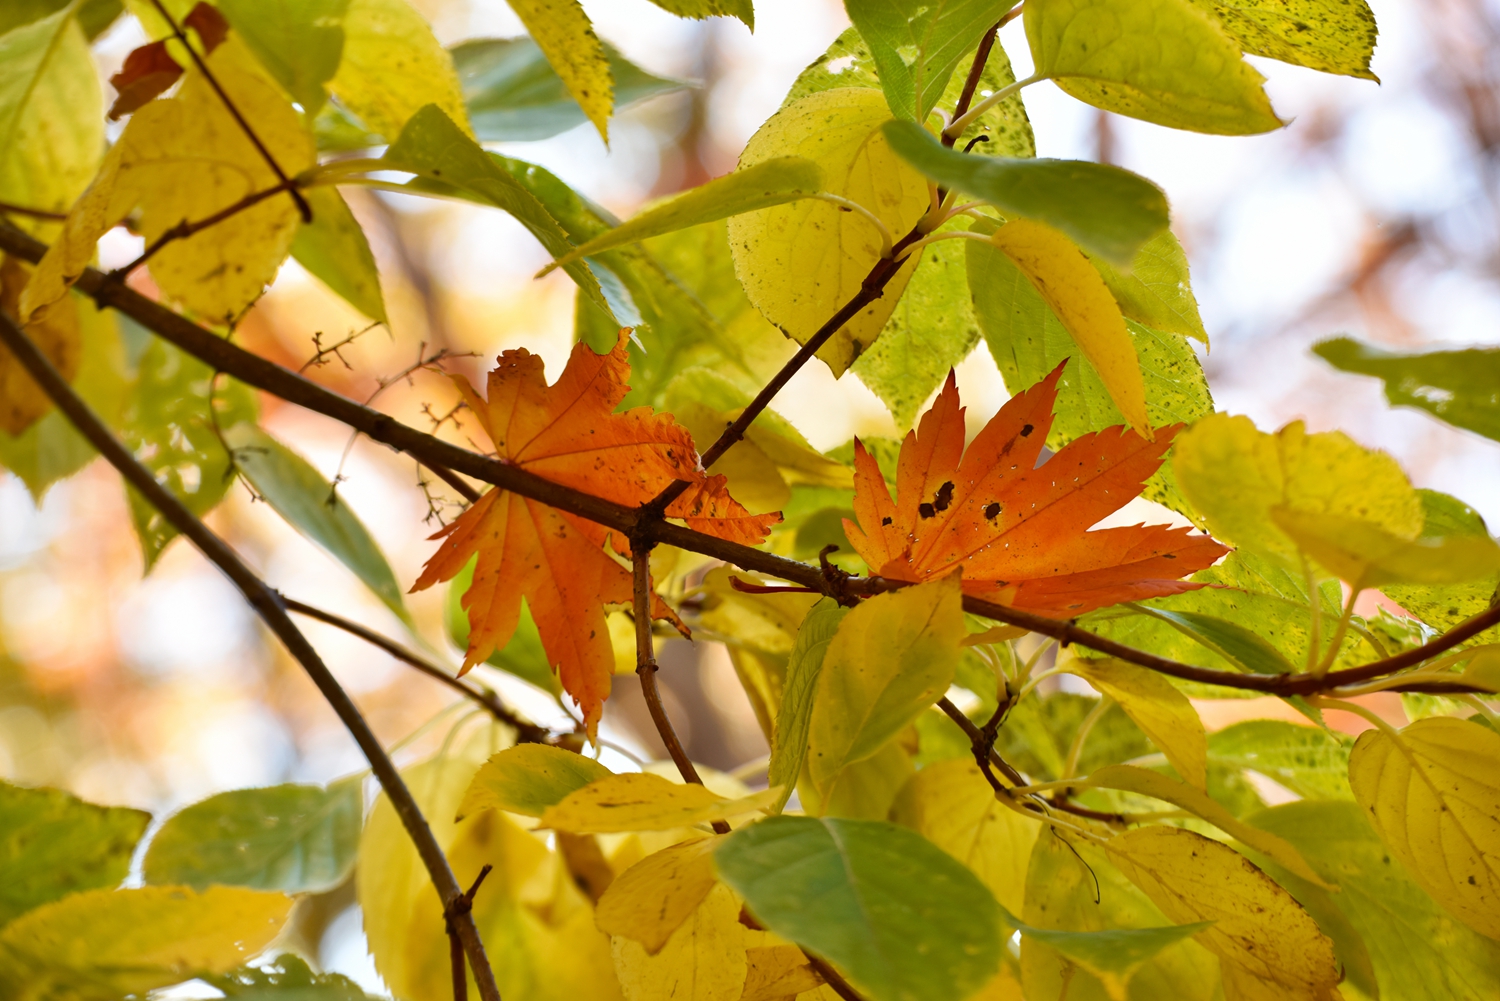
891,758,1040,915
809,738,916,821
1173,413,1423,566
458,744,615,821
807,575,965,796
595,835,723,954
1071,658,1207,789
1026,0,1285,135
741,944,824,1001
1271,506,1500,588
330,0,471,140
0,885,291,999
505,0,613,142
1348,717,1500,941
989,219,1149,438
0,9,104,232
1106,826,1339,1001
23,40,313,324
728,88,928,375
541,773,781,834
612,882,748,1001
1088,764,1330,888
0,257,78,434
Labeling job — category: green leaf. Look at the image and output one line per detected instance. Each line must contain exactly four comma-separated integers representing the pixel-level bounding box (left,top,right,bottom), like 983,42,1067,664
1090,229,1208,344
1025,0,1285,135
0,6,106,226
445,556,564,694
0,885,292,1000
122,332,258,568
1272,505,1500,587
1186,0,1378,81
503,0,612,141
0,781,149,929
886,120,1168,264
454,36,685,142
207,954,382,1000
1125,606,1297,675
767,598,848,812
543,157,824,273
382,104,615,320
642,0,754,28
0,0,122,41
1019,920,1214,999
1208,720,1352,800
142,779,362,894
223,424,408,621
328,0,470,140
853,222,982,428
219,0,350,114
1314,336,1500,444
1173,412,1424,568
456,744,612,820
1250,801,1500,1001
846,0,1014,121
787,26,1035,158
1021,829,1219,1001
807,576,965,794
714,816,1002,1001
998,692,1150,780
290,187,386,324
1384,490,1500,634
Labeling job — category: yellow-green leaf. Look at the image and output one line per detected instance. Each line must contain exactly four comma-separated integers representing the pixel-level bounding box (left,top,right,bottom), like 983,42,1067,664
1173,413,1423,567
1071,658,1206,789
540,773,780,834
329,0,470,140
1107,826,1338,1001
1186,0,1378,81
457,743,613,821
988,219,1150,436
23,40,312,324
0,257,78,435
728,87,928,375
644,0,754,29
768,598,849,812
807,575,965,795
596,835,723,954
0,885,291,999
1090,228,1207,344
1348,716,1500,941
1271,506,1500,588
1088,764,1329,887
612,882,748,1001
891,759,1040,914
291,186,387,324
505,0,612,142
1025,0,1285,135
543,157,823,273
0,8,104,231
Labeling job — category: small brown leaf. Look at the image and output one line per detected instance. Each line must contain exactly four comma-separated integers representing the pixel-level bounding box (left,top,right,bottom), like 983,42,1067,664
108,40,182,119
184,2,230,54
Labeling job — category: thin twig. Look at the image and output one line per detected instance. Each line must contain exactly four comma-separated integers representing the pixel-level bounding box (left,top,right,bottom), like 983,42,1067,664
0,200,67,221
944,19,1003,148
149,0,312,222
282,597,551,743
0,307,501,1001
445,863,493,1001
111,181,295,280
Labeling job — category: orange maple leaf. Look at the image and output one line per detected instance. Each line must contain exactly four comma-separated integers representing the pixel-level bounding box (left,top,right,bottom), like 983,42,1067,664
412,332,780,733
844,365,1229,617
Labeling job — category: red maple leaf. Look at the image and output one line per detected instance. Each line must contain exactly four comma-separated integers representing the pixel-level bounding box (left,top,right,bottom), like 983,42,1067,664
844,365,1228,617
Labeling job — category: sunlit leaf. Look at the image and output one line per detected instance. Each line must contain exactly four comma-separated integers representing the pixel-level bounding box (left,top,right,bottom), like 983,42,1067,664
218,0,348,114
643,0,754,29
445,558,564,695
456,743,612,820
1187,0,1378,80
540,772,778,834
1315,336,1500,444
1025,0,1285,135
612,882,747,1001
715,815,1002,1001
329,0,469,140
1208,720,1353,801
1383,489,1500,633
143,779,362,894
1272,504,1500,587
504,0,612,141
845,0,1014,121
597,836,723,954
1019,920,1212,1001
0,781,149,929
767,598,848,812
1090,229,1207,344
290,186,386,324
1348,716,1500,941
1070,658,1206,789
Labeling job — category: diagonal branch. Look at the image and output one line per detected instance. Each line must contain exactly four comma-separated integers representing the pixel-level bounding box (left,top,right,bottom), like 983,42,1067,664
0,307,501,1001
147,0,312,222
282,597,551,743
0,220,1493,702
112,180,297,280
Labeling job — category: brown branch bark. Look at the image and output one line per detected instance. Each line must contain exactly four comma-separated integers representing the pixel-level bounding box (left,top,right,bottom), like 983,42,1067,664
0,200,68,221
281,597,550,743
113,180,296,279
0,307,503,1001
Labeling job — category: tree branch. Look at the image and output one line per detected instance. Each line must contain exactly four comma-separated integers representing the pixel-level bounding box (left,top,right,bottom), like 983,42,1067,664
0,200,67,221
0,221,1492,704
0,308,502,1001
112,180,296,280
282,597,550,743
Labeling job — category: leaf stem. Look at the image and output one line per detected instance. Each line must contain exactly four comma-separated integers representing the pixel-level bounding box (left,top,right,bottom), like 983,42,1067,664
943,73,1044,143
1303,557,1324,673
0,306,502,1001
1061,696,1111,780
893,229,994,262
1315,585,1363,676
0,200,67,221
809,193,894,259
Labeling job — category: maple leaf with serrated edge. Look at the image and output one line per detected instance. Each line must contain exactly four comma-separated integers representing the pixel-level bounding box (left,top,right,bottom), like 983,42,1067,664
411,332,779,734
844,364,1229,617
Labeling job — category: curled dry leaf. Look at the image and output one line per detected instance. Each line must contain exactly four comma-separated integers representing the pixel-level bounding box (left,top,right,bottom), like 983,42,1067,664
844,365,1228,616
412,331,778,733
